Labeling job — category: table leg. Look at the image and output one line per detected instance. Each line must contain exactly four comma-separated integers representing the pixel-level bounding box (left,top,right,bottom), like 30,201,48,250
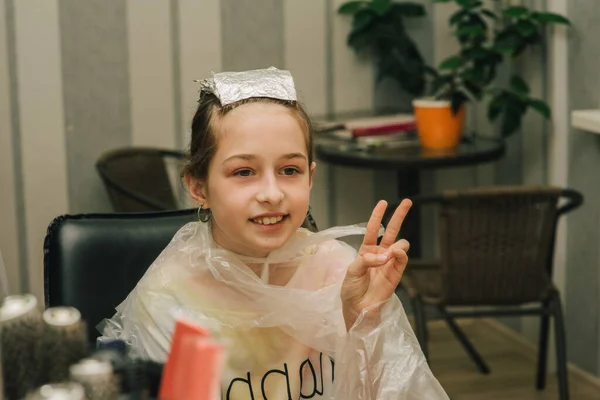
397,169,421,258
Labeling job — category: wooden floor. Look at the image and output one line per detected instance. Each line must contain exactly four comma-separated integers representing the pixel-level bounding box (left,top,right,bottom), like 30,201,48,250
427,319,600,399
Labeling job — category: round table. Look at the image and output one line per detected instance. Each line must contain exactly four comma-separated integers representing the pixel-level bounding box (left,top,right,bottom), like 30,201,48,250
315,136,506,256
315,136,505,170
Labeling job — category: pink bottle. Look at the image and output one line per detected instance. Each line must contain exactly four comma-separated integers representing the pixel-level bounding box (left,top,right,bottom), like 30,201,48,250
159,318,223,400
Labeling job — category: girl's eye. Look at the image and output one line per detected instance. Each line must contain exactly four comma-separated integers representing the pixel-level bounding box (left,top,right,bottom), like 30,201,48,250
233,169,253,177
281,167,300,176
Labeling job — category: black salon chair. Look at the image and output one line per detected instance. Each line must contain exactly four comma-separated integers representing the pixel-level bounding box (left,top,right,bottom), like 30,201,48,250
43,209,198,343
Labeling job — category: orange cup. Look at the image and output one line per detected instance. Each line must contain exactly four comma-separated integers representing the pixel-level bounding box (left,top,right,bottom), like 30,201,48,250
413,99,465,150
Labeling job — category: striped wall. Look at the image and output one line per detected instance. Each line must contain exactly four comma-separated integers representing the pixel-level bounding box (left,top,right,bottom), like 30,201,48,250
0,0,20,295
2,0,70,303
60,0,130,214
127,1,177,149
565,0,600,376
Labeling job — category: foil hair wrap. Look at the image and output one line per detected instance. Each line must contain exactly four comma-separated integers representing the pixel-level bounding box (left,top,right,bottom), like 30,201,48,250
98,222,449,399
199,66,297,106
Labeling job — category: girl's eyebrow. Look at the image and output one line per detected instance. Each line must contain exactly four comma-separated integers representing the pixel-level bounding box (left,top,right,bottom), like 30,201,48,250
281,153,307,161
223,153,306,163
223,154,255,163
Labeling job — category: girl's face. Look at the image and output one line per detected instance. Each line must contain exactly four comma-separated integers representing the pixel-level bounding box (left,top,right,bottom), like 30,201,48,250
188,102,315,258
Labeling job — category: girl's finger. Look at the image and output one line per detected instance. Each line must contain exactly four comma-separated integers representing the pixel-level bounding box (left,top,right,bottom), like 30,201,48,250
347,251,390,278
391,239,410,253
389,247,408,264
362,200,388,247
381,249,408,287
380,199,412,248
388,240,409,265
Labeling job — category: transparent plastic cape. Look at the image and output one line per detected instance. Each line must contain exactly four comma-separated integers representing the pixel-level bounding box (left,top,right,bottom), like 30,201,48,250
98,222,448,399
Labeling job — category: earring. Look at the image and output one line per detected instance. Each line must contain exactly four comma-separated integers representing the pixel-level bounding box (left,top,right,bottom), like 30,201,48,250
306,205,313,218
304,205,318,232
198,205,212,223
306,205,316,225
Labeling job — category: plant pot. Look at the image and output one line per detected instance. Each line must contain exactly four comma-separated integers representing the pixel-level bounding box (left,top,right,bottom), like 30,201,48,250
412,99,465,150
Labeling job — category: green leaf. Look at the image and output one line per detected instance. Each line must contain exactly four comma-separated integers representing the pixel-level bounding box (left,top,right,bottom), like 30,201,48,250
529,99,551,119
516,20,538,38
481,9,497,20
370,0,391,15
456,0,481,9
450,9,468,25
391,2,426,18
488,94,506,121
352,9,375,31
439,55,462,70
456,25,486,37
451,92,468,115
338,1,367,14
463,46,488,59
510,75,530,95
510,97,529,115
503,6,528,18
494,33,521,54
500,96,528,136
501,110,522,137
523,30,543,46
463,80,483,100
433,0,452,2
347,29,370,50
532,12,571,25
462,68,484,86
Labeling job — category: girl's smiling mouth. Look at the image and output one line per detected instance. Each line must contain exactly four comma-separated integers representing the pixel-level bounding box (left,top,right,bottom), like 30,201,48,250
250,213,289,226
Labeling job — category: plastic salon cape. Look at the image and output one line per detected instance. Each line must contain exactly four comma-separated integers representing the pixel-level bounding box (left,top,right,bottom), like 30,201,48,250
99,221,448,399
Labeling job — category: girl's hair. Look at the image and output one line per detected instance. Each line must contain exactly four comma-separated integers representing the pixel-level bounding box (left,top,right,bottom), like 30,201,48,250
184,93,314,181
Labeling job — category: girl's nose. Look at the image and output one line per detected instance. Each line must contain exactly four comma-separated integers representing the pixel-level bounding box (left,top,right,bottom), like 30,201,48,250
256,176,284,204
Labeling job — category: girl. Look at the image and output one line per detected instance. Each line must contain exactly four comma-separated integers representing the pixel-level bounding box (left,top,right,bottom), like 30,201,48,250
101,67,448,399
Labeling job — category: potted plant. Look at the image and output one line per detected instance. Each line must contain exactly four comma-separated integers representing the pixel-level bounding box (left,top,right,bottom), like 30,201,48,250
340,0,571,150
337,0,429,97
415,0,570,149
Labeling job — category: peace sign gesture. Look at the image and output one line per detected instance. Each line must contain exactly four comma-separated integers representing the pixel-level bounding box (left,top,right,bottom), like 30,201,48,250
341,199,412,331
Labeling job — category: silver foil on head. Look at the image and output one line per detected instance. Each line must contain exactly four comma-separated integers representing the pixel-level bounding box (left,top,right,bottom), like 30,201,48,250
199,66,297,106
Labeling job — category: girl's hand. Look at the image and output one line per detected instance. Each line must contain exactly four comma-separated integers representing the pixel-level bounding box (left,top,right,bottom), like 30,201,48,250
341,199,412,331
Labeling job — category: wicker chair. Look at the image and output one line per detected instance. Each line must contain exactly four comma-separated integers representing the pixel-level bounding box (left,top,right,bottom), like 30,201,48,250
388,186,582,400
96,147,186,212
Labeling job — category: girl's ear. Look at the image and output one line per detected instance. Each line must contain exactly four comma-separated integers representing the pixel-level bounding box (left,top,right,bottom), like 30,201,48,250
308,162,316,190
184,173,209,207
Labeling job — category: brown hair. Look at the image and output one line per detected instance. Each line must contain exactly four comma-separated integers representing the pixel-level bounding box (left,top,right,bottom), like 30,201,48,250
184,93,314,181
